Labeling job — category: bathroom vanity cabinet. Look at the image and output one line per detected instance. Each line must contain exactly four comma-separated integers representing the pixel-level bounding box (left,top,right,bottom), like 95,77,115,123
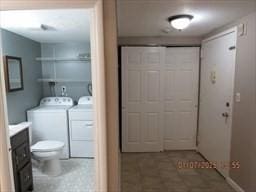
11,128,33,192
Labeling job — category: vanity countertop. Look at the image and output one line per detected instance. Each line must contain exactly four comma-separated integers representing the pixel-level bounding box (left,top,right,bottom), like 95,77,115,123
9,122,31,137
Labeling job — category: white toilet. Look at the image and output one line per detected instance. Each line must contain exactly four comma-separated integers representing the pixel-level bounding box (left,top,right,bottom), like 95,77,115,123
31,140,65,176
27,97,75,176
23,122,65,176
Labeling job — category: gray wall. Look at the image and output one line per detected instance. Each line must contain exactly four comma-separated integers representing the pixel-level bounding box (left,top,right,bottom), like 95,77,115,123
230,12,256,192
118,36,202,46
41,43,91,102
1,29,43,124
205,12,256,192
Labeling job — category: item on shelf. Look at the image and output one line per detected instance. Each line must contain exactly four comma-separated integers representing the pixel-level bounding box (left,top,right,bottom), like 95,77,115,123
49,81,56,97
36,57,90,61
78,53,90,59
88,82,92,96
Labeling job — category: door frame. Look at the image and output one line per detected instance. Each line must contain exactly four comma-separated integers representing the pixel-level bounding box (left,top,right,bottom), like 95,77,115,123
202,27,237,44
119,45,201,152
0,1,119,191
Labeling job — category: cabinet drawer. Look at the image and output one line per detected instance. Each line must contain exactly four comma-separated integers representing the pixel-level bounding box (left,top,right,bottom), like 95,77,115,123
69,111,93,120
11,129,28,149
15,142,30,170
19,162,33,192
71,120,94,141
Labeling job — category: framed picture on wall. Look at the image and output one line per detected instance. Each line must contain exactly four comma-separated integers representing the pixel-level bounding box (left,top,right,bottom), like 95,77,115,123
4,55,24,92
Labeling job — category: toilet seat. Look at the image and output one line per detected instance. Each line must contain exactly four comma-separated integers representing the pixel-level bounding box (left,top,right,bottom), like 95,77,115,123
31,141,64,152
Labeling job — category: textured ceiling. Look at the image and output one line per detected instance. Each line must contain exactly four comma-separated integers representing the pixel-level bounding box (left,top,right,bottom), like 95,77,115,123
0,9,92,43
117,0,256,37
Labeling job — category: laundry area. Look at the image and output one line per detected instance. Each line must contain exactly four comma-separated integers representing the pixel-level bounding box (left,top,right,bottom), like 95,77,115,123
0,9,95,192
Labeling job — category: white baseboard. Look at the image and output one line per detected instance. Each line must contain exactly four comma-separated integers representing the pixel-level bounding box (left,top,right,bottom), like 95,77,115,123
226,177,245,192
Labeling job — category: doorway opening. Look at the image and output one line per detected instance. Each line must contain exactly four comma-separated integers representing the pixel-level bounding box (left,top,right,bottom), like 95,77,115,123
0,8,96,192
119,30,237,192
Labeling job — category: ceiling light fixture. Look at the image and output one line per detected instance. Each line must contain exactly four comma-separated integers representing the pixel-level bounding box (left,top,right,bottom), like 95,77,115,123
168,14,194,31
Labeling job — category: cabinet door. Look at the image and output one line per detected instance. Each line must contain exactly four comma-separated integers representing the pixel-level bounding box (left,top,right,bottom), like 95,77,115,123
15,142,30,170
19,162,33,192
12,151,19,192
11,129,28,149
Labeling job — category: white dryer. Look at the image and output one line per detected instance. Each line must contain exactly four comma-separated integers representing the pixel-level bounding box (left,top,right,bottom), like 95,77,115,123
27,97,73,159
68,96,94,157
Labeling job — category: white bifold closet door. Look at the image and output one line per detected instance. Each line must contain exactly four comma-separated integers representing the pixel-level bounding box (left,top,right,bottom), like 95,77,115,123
122,47,199,152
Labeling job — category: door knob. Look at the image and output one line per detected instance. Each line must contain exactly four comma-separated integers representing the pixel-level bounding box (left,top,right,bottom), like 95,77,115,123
222,112,229,118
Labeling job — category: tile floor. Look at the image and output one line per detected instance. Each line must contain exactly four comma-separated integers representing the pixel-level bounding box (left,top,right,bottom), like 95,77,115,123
121,151,236,192
33,158,95,192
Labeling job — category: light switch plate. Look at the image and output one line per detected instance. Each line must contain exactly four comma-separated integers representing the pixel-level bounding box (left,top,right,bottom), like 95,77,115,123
235,92,241,102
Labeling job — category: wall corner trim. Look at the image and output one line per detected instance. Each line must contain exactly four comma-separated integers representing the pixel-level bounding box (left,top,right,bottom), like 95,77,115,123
226,177,245,192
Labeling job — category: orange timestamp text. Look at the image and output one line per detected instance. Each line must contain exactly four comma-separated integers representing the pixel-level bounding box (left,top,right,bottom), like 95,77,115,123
177,160,240,170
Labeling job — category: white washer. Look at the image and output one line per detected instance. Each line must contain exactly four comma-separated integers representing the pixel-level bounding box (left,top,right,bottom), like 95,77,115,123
27,97,73,159
68,96,94,157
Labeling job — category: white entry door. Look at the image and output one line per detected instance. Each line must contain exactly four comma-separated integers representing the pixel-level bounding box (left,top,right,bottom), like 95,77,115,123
198,28,237,178
122,47,165,152
163,47,199,150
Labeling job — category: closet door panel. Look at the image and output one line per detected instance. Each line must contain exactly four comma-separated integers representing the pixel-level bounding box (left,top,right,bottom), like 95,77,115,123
122,47,164,152
163,47,199,150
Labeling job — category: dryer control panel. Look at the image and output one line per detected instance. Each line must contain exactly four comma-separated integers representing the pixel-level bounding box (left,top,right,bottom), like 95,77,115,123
78,96,93,105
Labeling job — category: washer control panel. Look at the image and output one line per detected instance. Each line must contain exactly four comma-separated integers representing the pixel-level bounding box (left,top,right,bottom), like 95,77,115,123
40,97,74,106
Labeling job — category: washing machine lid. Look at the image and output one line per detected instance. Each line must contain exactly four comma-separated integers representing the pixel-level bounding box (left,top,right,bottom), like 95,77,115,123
69,104,93,112
69,96,93,112
31,141,65,152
